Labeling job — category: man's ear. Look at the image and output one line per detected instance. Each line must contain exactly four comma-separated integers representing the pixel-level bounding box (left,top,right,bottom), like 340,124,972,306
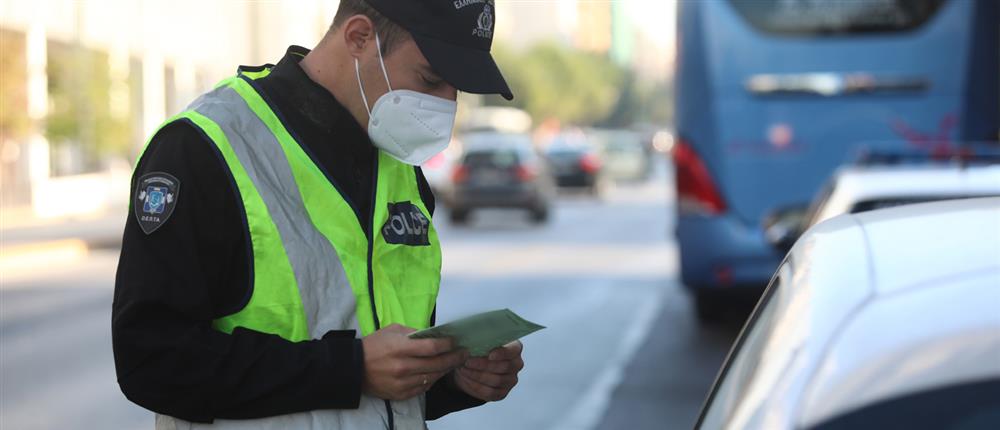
342,15,375,58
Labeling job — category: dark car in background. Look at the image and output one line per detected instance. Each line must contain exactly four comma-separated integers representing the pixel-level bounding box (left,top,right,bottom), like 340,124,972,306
449,133,555,225
544,135,606,196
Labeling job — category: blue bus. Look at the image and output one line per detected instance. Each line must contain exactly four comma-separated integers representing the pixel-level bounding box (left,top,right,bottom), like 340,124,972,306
673,0,998,321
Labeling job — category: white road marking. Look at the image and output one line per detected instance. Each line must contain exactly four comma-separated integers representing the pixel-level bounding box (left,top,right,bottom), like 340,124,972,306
551,285,666,430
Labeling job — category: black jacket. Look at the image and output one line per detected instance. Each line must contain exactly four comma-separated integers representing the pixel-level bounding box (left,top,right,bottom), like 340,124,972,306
112,46,482,423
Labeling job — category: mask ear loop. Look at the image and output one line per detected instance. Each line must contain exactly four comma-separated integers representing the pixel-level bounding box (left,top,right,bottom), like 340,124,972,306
374,33,393,92
354,58,372,118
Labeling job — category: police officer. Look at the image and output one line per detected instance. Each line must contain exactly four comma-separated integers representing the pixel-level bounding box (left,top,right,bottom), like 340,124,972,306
112,1,522,428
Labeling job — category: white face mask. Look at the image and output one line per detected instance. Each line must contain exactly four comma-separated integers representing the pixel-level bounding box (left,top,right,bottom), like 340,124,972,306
355,34,458,166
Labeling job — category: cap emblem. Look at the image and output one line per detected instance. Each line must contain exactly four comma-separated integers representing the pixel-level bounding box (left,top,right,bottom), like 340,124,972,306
473,4,493,39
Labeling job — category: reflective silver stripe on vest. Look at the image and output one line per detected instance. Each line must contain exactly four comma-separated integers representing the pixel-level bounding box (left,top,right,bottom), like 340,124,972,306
154,83,426,430
194,84,359,338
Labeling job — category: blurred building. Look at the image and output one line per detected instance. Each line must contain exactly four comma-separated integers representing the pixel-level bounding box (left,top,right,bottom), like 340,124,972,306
493,0,577,49
576,1,613,54
494,0,674,83
0,0,675,220
0,0,339,218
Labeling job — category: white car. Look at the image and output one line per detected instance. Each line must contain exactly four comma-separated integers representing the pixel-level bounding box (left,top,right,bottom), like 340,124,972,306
698,197,1000,430
806,163,1000,227
765,163,1000,251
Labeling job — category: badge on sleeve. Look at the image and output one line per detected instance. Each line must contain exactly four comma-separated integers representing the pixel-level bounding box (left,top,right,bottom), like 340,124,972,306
134,172,180,234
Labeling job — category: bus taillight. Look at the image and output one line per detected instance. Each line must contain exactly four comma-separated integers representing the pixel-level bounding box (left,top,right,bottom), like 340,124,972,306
672,138,726,215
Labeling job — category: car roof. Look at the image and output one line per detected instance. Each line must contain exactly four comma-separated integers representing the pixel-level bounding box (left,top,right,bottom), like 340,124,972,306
716,198,1000,429
797,197,1000,426
810,164,1000,226
831,164,1000,201
851,197,1000,294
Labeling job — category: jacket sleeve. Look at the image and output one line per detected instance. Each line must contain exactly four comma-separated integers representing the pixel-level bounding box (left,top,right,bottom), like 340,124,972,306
112,121,363,423
425,375,487,420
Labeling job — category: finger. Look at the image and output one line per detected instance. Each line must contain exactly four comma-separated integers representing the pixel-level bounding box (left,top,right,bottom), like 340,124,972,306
406,337,457,357
386,369,449,401
464,357,490,370
465,357,514,373
400,370,450,400
455,368,512,401
488,340,523,360
407,349,468,374
401,370,449,392
458,366,515,390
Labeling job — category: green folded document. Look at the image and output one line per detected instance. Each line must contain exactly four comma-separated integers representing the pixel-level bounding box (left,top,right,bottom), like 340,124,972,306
408,308,545,357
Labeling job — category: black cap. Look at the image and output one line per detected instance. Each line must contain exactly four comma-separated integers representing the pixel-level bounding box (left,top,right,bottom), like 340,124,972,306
365,0,513,100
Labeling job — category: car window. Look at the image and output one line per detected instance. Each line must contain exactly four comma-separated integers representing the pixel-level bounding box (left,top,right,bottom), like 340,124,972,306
545,149,579,156
464,133,532,146
728,0,947,36
463,150,520,169
696,262,792,429
604,142,643,155
516,146,540,164
808,379,1000,430
849,195,1000,214
545,148,585,162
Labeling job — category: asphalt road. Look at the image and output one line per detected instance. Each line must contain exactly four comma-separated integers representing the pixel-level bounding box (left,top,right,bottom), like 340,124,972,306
0,160,745,430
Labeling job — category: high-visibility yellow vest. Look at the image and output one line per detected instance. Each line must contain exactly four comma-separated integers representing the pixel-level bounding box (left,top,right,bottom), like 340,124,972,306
142,65,441,430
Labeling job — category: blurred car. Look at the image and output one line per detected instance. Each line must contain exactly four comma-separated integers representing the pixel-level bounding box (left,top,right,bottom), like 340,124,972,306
587,129,652,181
674,0,998,316
543,135,606,196
763,153,1000,252
697,197,1000,430
449,132,555,224
588,129,649,181
420,149,458,208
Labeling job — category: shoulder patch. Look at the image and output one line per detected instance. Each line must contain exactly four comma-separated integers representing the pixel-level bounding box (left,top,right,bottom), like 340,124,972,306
134,172,180,234
382,201,430,246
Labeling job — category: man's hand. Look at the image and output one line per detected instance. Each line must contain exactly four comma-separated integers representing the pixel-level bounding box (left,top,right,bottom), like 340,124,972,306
361,324,468,400
453,340,524,401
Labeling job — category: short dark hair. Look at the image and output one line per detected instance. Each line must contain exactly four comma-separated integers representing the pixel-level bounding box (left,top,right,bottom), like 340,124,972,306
331,0,410,55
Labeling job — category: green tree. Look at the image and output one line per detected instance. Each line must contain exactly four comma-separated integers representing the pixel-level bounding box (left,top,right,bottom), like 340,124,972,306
486,41,625,126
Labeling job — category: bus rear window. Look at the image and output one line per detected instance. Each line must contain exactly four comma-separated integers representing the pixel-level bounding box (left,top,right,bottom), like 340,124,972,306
728,0,947,36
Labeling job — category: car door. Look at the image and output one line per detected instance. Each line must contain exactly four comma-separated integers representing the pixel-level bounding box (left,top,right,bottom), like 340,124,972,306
697,261,793,429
